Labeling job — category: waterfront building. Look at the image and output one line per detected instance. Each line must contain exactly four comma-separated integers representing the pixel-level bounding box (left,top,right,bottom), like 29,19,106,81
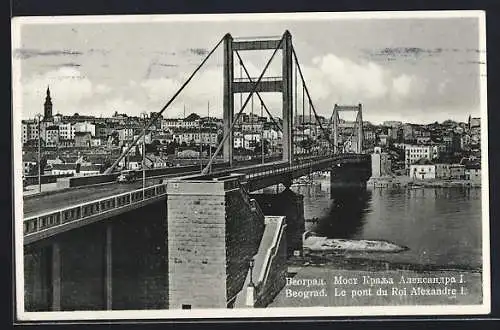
404,144,439,169
465,164,481,185
409,158,436,180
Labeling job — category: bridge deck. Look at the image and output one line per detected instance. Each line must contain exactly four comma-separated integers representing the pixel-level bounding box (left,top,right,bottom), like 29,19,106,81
22,154,369,244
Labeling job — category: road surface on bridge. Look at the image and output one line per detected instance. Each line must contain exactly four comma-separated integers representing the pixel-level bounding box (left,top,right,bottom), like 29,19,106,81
24,179,156,218
22,172,197,218
22,159,283,218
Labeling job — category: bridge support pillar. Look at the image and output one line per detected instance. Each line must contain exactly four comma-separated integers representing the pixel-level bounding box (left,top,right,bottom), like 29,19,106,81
251,189,305,257
166,177,264,309
51,242,61,311
24,246,51,311
104,223,113,310
330,161,371,189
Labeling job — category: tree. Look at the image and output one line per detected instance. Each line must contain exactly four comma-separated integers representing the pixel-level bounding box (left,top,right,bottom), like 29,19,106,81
299,138,314,151
166,141,178,155
254,140,269,154
146,140,160,153
185,113,200,121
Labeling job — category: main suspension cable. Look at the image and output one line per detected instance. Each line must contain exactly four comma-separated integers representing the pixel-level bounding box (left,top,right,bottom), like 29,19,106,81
105,35,226,174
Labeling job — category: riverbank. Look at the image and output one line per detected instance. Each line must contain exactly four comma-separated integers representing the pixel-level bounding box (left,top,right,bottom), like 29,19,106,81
367,176,481,188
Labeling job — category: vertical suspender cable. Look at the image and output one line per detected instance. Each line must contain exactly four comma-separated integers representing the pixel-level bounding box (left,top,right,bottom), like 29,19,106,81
234,51,282,132
294,61,298,157
302,84,305,155
202,36,284,174
292,46,335,152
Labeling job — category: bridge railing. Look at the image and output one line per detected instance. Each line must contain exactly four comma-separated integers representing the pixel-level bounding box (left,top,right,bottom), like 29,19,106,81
23,182,169,238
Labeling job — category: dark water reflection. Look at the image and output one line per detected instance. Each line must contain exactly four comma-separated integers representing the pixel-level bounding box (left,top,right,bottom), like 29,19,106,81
289,178,483,268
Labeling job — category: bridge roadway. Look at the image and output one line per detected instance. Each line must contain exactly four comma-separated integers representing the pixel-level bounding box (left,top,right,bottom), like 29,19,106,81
23,157,276,218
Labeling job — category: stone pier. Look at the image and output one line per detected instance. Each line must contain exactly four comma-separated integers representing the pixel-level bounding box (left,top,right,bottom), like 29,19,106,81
166,175,264,309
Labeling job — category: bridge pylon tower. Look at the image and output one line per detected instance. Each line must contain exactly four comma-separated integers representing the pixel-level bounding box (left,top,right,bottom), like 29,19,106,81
331,103,363,154
223,31,294,166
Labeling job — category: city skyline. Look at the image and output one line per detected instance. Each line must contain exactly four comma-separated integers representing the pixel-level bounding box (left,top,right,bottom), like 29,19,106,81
14,13,484,125
21,95,478,127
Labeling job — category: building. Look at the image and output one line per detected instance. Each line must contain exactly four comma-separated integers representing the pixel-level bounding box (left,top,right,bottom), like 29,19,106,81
402,124,414,142
461,158,481,185
78,165,101,176
465,164,481,185
44,86,53,121
177,149,203,159
45,126,60,147
91,137,103,147
152,134,174,145
449,164,466,179
22,120,40,144
117,127,134,142
468,115,481,130
416,136,432,144
371,147,391,178
51,163,79,176
404,144,439,169
73,121,96,137
74,131,92,147
22,153,38,175
59,139,75,148
95,123,112,139
58,122,75,140
378,134,389,146
409,159,436,180
53,113,63,124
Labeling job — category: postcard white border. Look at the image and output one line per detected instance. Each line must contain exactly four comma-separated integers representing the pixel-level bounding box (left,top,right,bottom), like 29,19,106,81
12,10,490,321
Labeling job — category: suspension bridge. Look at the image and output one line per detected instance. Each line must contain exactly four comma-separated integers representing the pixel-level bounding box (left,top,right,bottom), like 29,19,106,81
22,31,371,311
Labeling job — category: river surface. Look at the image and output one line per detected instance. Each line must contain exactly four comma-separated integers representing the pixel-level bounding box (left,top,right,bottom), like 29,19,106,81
273,177,483,269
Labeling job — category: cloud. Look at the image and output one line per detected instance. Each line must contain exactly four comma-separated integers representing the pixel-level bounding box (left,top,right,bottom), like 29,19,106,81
45,62,81,68
188,48,209,56
20,67,111,119
392,74,413,97
14,48,83,60
309,54,388,100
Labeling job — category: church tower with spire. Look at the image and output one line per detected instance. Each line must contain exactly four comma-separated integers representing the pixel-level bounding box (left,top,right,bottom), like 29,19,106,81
44,86,53,121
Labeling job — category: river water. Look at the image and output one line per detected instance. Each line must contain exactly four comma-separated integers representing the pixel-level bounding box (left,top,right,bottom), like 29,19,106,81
280,177,483,269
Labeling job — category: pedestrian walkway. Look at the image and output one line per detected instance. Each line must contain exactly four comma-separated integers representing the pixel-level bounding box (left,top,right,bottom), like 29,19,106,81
234,218,280,308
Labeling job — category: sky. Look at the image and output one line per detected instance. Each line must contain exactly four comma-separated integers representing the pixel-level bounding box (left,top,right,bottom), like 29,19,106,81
12,13,485,124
